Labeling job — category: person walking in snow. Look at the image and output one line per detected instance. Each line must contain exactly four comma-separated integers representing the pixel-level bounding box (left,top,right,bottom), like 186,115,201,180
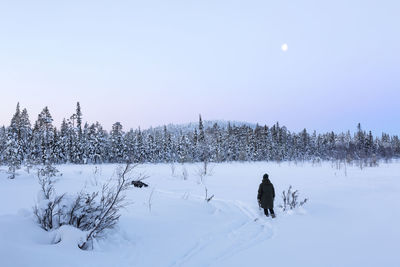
257,173,276,218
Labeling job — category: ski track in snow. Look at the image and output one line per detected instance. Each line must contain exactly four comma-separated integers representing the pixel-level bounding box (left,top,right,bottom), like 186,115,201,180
209,201,274,265
157,189,275,267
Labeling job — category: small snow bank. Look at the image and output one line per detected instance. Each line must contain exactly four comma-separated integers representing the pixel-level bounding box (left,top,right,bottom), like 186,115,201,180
0,212,104,267
0,211,51,246
0,210,87,250
52,225,87,249
0,212,51,267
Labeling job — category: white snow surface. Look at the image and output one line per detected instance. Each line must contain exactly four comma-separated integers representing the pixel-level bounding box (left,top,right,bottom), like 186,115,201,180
0,162,399,267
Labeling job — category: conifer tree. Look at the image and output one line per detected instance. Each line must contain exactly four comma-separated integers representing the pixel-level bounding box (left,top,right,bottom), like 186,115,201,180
32,107,55,165
162,126,174,162
92,122,107,163
110,122,125,162
0,126,6,164
6,104,23,178
19,108,32,161
76,102,82,137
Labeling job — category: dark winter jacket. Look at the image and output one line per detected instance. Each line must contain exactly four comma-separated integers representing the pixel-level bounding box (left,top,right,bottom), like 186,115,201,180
257,178,275,209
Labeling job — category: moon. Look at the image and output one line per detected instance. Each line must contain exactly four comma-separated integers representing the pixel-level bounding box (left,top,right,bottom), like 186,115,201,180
281,43,288,52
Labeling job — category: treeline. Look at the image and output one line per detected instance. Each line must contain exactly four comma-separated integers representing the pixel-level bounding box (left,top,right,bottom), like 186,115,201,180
1,103,400,177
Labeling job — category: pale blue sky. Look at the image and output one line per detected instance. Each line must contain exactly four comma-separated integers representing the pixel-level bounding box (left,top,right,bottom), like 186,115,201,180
0,0,399,134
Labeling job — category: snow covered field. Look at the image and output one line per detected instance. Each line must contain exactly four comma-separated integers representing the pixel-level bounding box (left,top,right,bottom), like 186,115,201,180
0,162,399,267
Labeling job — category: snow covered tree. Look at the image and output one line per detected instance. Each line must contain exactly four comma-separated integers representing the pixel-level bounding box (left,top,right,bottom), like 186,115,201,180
74,102,84,163
134,128,145,163
32,107,55,165
5,104,24,178
110,122,125,162
197,115,209,163
19,108,32,159
162,126,173,162
76,102,82,137
0,126,6,164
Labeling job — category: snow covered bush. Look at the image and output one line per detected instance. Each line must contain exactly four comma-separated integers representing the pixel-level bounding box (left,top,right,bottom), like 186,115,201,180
279,185,308,211
33,163,144,250
33,164,63,230
38,164,60,180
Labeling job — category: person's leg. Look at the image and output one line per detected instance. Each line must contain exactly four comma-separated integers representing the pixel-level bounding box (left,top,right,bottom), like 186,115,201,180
269,208,276,218
263,208,269,217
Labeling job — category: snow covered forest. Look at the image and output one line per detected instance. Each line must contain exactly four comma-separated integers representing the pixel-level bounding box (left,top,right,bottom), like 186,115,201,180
1,102,400,173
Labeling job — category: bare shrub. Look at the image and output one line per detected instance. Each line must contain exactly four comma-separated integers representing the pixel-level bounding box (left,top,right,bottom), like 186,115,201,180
182,192,190,200
170,163,176,177
148,188,155,212
33,165,63,230
279,185,308,211
80,164,144,249
194,160,215,202
195,159,214,184
88,165,102,186
181,165,189,180
33,163,144,250
204,186,214,202
33,192,65,231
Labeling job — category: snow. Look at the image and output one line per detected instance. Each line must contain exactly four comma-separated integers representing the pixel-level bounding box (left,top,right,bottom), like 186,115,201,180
0,162,400,267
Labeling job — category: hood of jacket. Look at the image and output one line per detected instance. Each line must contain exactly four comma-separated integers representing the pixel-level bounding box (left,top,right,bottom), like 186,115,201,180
262,177,271,184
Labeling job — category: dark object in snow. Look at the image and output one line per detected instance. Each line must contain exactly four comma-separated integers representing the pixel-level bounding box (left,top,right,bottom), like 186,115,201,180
131,180,148,188
257,174,275,217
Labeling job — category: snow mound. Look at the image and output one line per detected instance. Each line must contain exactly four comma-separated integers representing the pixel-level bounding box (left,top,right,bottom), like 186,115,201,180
52,225,87,249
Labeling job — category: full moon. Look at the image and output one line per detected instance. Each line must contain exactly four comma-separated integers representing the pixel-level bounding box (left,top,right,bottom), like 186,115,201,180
281,43,288,52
